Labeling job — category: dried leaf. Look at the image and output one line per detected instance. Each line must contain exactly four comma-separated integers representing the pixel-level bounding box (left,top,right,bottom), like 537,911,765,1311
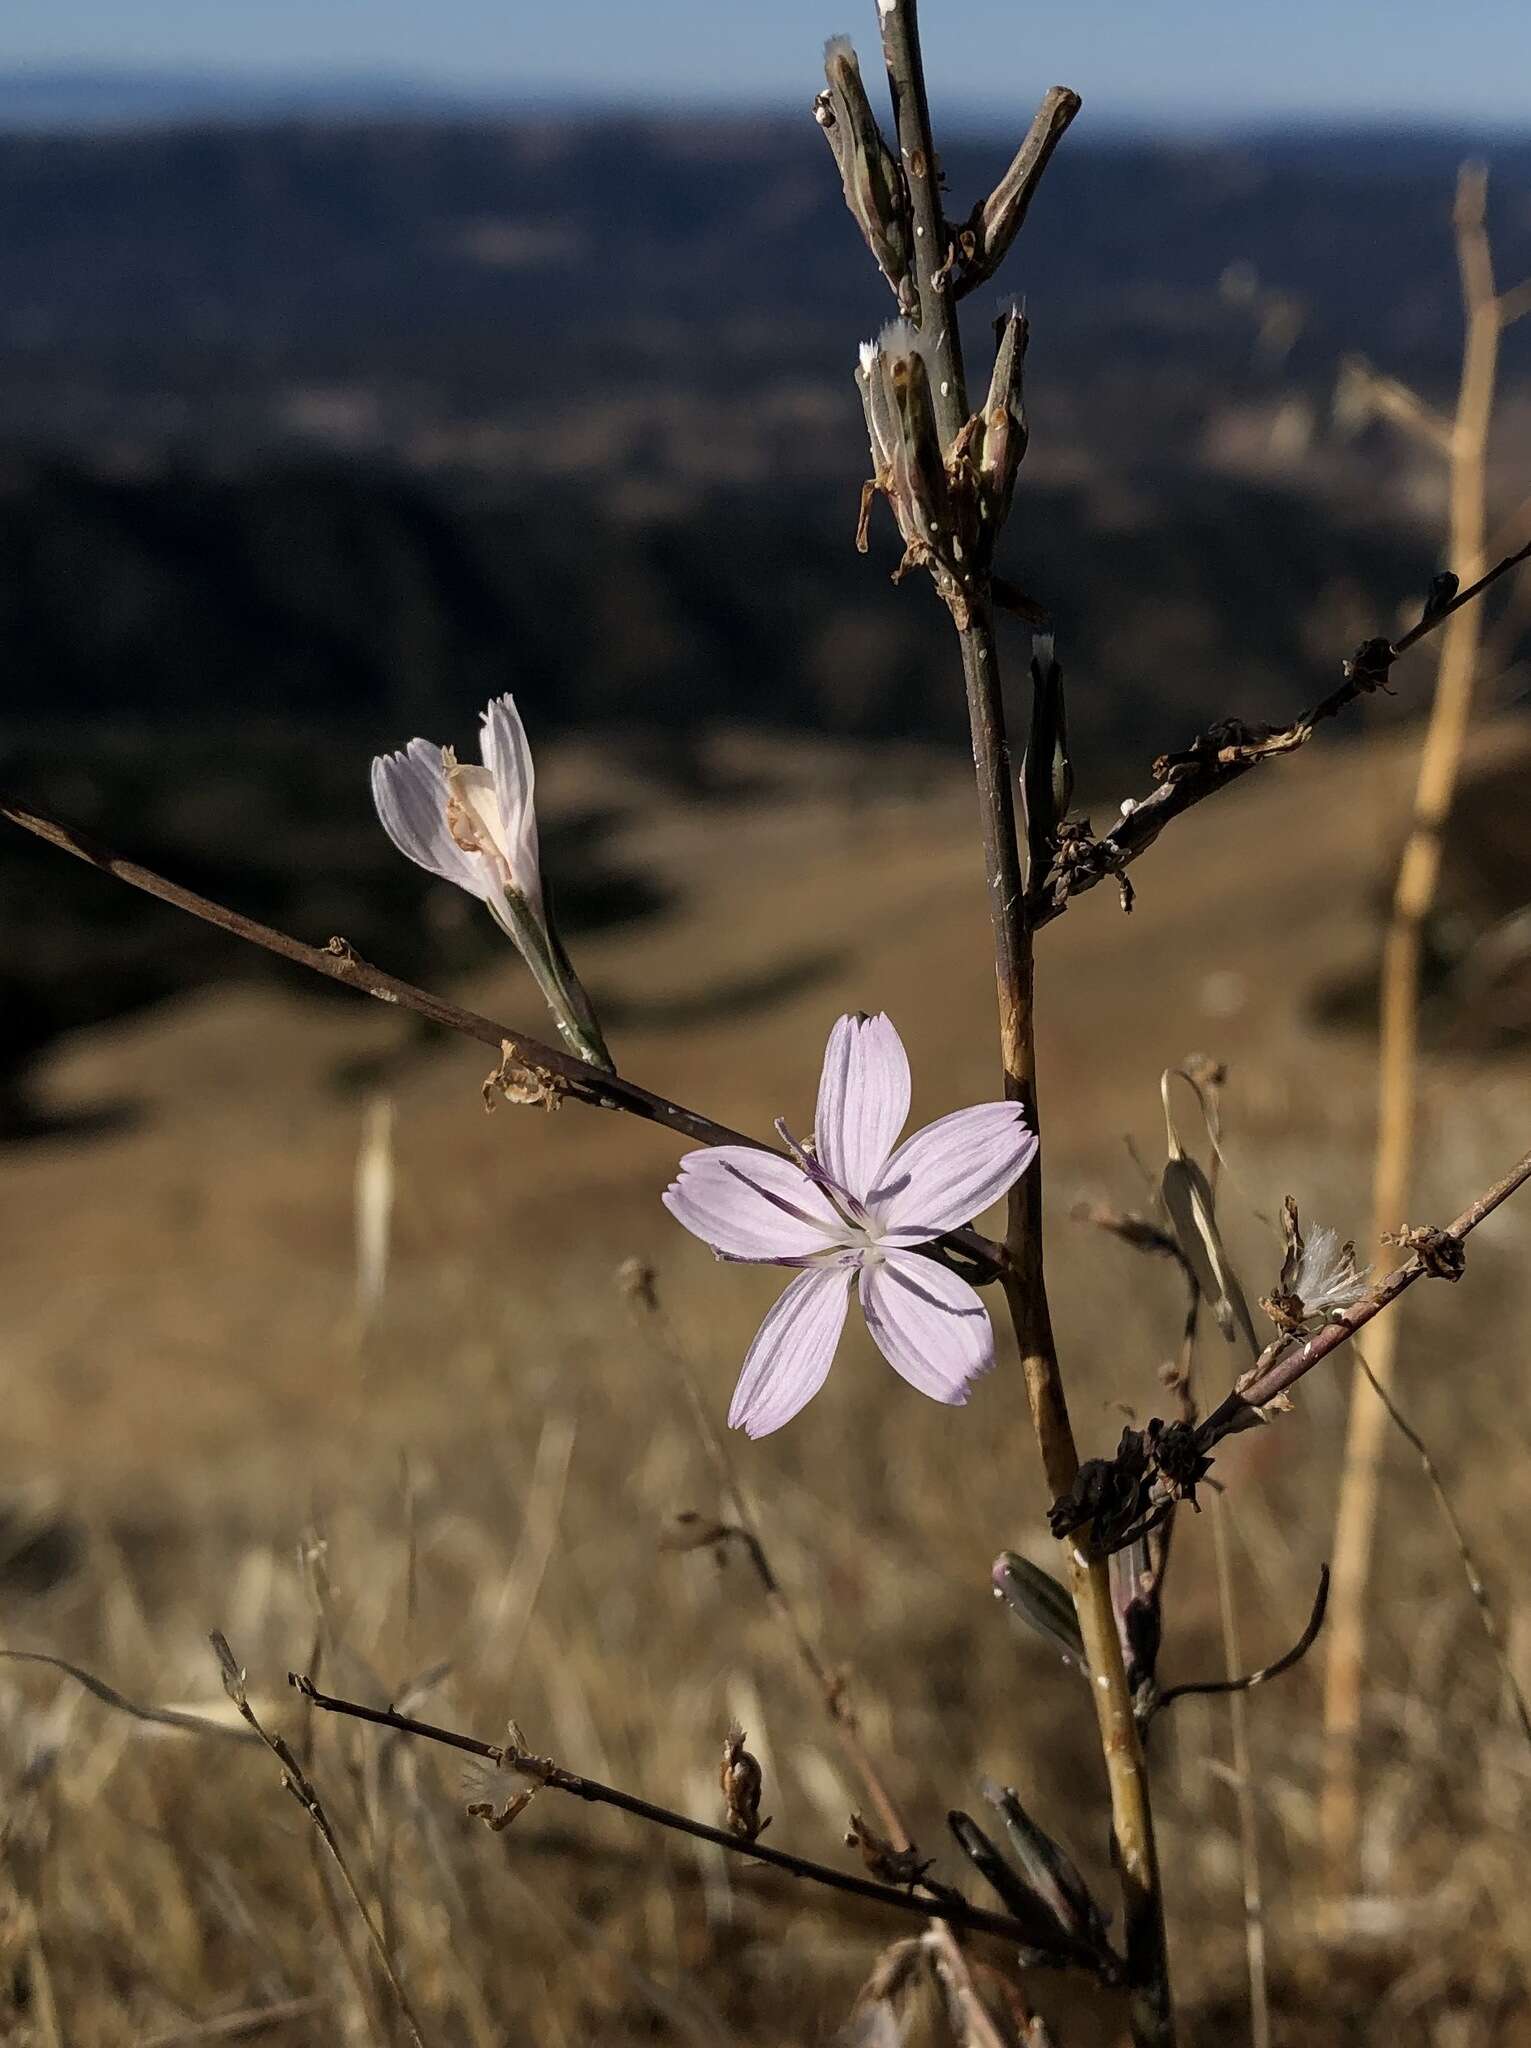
1160,1069,1257,1353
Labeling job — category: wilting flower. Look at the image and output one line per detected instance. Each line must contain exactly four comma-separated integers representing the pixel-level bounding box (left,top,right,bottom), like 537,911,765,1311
856,322,957,562
663,1012,1037,1437
372,693,543,934
371,695,611,1070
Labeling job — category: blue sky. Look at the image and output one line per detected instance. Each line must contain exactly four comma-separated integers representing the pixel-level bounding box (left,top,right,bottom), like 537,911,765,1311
5,0,1531,127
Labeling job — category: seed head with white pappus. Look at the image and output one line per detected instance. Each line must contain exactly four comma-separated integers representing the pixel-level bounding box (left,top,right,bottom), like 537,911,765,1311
1262,1195,1370,1333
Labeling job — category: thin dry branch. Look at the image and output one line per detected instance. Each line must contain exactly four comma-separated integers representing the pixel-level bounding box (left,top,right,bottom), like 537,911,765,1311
1028,535,1531,929
1198,1141,1531,1443
0,795,1004,1281
287,1674,1059,1949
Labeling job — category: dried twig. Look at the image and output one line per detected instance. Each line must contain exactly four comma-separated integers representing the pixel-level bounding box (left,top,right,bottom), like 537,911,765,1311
1152,1567,1330,1717
1028,534,1531,930
286,1674,1059,1948
1198,1142,1531,1442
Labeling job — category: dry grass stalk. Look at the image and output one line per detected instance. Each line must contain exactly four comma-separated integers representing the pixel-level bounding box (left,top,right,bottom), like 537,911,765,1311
1350,1347,1531,1757
1212,1500,1271,2048
210,1634,431,2048
1322,163,1531,1898
1156,1074,1268,2043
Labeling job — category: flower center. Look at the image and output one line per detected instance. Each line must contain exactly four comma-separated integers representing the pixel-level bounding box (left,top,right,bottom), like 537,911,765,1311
773,1117,875,1237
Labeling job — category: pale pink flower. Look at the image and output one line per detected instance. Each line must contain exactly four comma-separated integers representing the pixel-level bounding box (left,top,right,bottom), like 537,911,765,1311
663,1013,1038,1438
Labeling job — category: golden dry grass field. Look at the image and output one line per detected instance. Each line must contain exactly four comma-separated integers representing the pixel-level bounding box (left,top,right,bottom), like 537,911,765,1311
2,714,1530,2045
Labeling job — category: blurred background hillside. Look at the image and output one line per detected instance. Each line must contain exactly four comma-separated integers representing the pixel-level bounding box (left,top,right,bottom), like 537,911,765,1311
3,10,1531,2042
2,96,1530,1106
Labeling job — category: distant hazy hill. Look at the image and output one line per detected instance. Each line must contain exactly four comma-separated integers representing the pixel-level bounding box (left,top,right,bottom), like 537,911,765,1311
2,113,1528,414
0,114,1526,735
0,66,524,130
1,107,1528,1085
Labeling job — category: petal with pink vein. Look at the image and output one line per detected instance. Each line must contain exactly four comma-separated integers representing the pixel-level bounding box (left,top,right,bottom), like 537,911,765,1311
813,1011,911,1203
859,1251,994,1403
663,1148,847,1261
728,1267,854,1437
870,1102,1037,1243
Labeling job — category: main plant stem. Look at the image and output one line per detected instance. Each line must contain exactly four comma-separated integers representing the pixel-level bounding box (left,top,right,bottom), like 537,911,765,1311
963,613,1173,2044
878,3,1172,2037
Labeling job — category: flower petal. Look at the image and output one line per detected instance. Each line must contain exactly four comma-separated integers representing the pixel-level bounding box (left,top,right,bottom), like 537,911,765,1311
479,693,543,918
372,740,491,899
813,1012,911,1203
859,1251,993,1403
728,1268,852,1437
663,1147,847,1261
869,1103,1037,1244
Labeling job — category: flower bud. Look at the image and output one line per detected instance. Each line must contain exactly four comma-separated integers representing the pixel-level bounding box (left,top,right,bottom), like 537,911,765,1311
978,1782,1114,1960
991,1551,1084,1667
1021,631,1072,879
816,38,912,306
719,1723,769,1843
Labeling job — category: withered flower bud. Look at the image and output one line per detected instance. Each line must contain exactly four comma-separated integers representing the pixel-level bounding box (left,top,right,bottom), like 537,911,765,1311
816,38,912,306
844,1811,931,1888
857,323,956,562
719,1723,769,1843
1109,1536,1162,1703
464,1732,542,1833
1021,630,1071,876
949,1807,1120,1979
1048,1425,1152,1546
1383,1223,1466,1282
973,305,1030,531
1143,1417,1212,1508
